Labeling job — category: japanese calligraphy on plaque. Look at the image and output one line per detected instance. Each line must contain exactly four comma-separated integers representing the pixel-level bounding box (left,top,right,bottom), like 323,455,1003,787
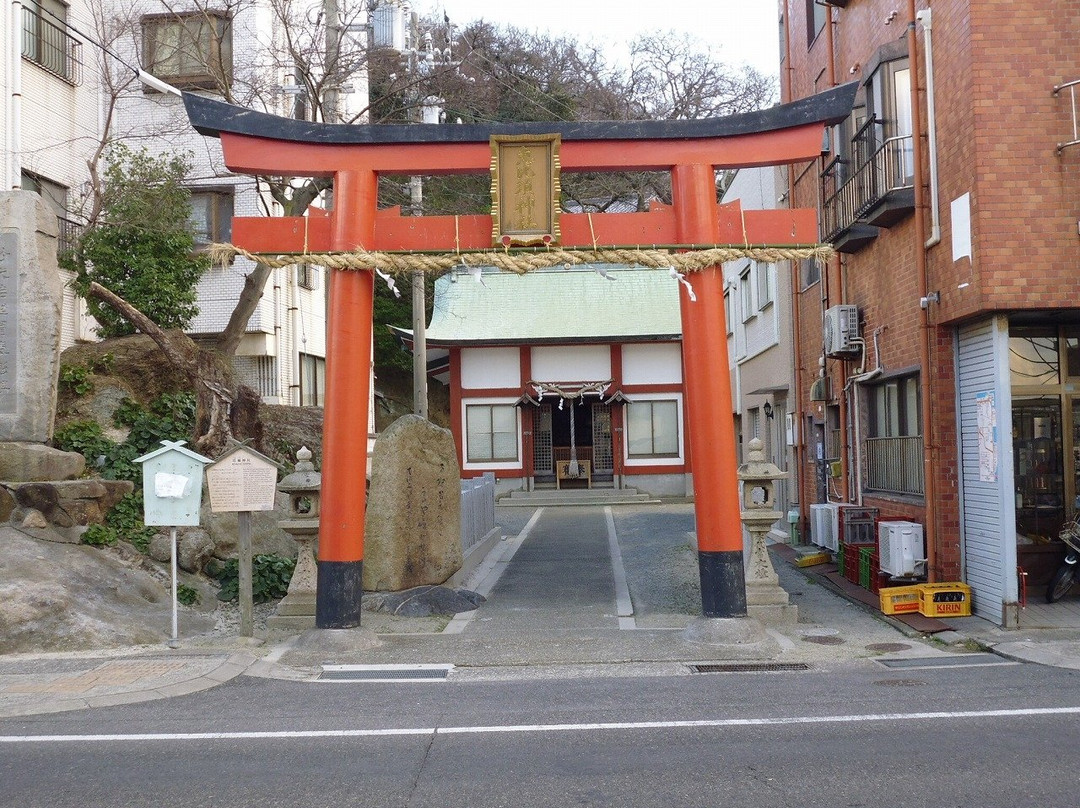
490,134,561,247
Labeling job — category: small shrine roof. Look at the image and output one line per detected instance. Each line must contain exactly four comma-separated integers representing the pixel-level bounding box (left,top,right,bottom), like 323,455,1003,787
414,265,682,346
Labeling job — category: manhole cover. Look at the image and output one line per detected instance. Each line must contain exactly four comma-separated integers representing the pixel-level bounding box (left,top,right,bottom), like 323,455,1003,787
873,678,927,687
802,635,845,646
690,663,812,674
865,643,912,652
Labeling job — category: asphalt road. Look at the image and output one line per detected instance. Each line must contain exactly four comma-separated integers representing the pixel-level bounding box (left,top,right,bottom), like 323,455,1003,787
3,658,1080,807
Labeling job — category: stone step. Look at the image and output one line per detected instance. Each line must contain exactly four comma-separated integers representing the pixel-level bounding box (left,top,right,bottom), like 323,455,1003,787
498,488,662,507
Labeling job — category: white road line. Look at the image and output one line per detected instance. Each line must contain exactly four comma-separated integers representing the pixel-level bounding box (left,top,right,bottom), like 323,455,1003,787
6,706,1080,744
442,508,545,634
605,506,635,625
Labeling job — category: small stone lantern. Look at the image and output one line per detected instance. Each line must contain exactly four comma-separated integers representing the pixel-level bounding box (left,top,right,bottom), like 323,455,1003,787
268,447,321,629
737,438,797,624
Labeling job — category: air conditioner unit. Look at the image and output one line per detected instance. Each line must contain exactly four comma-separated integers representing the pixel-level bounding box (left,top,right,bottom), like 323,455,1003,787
824,304,861,358
878,521,925,577
809,503,840,552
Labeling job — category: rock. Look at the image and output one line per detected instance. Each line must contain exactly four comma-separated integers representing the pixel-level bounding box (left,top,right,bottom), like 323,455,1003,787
148,531,171,564
178,527,215,573
362,585,486,616
0,525,214,653
0,486,14,521
0,441,85,481
363,415,463,592
205,498,299,560
20,508,48,529
14,482,59,513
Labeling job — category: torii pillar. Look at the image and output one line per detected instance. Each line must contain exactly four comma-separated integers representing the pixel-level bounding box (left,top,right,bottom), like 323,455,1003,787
182,82,857,628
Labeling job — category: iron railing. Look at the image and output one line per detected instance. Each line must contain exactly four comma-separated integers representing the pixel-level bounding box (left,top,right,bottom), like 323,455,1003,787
820,115,914,241
864,435,924,495
22,5,82,85
56,216,81,256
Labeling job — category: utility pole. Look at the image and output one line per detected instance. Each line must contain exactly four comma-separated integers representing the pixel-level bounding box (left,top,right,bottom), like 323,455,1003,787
409,10,428,419
323,0,341,123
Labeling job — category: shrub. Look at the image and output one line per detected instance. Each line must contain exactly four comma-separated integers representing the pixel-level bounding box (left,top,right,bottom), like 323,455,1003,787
215,554,296,603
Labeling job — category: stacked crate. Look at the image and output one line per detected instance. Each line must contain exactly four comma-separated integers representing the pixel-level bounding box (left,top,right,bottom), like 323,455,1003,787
840,507,878,587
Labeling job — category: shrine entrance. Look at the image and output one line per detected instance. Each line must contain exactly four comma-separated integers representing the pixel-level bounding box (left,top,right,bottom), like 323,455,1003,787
182,82,857,628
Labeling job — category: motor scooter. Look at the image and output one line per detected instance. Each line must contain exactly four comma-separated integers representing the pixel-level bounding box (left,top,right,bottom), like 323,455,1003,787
1045,513,1080,603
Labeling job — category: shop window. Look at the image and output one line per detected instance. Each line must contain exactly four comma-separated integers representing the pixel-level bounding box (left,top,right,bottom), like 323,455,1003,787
466,404,518,462
1014,398,1065,539
864,374,923,495
188,189,233,246
1011,329,1060,387
142,11,232,91
299,353,325,406
627,399,680,458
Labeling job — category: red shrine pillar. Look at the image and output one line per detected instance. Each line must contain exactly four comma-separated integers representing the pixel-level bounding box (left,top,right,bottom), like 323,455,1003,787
317,169,376,628
673,163,747,619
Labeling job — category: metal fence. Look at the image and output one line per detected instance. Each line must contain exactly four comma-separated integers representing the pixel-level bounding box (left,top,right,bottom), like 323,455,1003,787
460,472,496,554
865,435,924,495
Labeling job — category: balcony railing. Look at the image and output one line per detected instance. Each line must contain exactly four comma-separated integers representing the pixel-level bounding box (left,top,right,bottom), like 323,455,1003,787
22,6,82,85
864,435,924,496
820,115,914,242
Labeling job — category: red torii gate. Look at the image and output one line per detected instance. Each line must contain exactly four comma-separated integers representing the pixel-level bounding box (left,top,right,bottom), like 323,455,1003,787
184,83,856,629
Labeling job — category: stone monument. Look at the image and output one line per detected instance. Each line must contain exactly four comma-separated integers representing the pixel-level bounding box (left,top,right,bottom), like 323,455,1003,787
363,414,462,591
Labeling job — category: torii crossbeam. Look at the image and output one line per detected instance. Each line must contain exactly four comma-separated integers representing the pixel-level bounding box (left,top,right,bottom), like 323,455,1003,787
183,82,857,628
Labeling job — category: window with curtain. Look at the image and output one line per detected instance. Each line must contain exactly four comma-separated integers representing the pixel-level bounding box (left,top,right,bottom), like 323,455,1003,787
188,189,233,246
142,11,232,91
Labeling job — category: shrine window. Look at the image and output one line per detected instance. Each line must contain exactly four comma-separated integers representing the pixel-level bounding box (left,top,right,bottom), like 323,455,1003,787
466,404,519,462
627,399,680,459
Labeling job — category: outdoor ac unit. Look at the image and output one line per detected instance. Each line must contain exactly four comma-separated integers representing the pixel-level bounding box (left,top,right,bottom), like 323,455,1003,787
878,521,925,577
824,304,861,358
809,503,840,552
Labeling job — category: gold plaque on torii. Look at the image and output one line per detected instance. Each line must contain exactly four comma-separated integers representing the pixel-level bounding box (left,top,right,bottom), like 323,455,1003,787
490,134,561,247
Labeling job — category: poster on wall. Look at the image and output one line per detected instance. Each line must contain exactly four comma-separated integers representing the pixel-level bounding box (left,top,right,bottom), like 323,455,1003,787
976,390,997,482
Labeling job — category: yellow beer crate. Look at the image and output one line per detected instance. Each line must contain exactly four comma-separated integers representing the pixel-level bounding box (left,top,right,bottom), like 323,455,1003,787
917,583,972,618
879,585,923,615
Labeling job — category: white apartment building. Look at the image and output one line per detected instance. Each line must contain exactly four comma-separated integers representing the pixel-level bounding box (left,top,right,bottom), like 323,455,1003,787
5,0,102,345
5,0,412,407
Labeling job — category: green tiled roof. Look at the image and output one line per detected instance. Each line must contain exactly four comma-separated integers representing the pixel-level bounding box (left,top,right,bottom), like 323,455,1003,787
424,266,682,346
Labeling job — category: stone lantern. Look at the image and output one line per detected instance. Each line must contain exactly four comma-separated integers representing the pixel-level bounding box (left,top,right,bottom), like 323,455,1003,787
737,438,797,624
268,447,321,630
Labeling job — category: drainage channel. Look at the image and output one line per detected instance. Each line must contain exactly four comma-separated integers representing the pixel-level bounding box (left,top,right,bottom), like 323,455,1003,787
875,653,1016,670
319,664,455,682
689,663,812,674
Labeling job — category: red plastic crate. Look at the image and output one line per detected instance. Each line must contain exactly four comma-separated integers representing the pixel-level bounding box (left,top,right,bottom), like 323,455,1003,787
844,548,860,583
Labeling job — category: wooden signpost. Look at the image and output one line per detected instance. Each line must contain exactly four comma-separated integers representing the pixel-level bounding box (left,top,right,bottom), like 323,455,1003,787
206,441,280,637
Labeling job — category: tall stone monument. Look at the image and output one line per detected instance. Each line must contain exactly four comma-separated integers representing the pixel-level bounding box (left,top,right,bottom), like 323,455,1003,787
363,415,462,591
0,192,83,482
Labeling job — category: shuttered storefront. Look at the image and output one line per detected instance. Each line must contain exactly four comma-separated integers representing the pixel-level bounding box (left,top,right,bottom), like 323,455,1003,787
957,316,1018,626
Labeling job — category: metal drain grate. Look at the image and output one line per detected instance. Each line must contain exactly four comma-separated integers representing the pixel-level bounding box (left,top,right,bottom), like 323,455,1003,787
319,664,453,682
690,662,812,674
876,653,1011,670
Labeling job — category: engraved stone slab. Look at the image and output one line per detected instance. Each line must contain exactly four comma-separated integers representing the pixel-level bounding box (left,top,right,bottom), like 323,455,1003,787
363,415,462,592
0,192,63,442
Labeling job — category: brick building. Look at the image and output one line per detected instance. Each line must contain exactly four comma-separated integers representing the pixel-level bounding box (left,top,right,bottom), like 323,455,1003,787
781,0,1080,626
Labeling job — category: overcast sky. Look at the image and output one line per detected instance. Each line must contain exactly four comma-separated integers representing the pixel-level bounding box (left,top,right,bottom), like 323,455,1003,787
417,0,781,79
